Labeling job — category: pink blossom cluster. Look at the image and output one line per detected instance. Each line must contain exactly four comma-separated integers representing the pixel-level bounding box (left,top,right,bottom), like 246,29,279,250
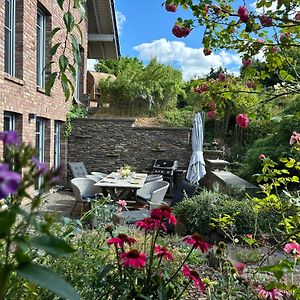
236,113,249,128
172,25,191,38
259,15,273,27
238,6,249,23
246,81,256,89
194,83,208,93
203,48,212,56
284,242,300,258
165,3,177,12
280,32,291,43
242,57,253,66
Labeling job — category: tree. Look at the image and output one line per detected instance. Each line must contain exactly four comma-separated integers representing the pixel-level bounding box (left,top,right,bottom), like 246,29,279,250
164,0,300,104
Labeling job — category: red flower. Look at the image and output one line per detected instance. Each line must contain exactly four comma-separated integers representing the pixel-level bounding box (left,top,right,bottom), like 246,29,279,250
208,101,217,110
154,245,173,260
150,205,177,225
235,262,246,275
207,110,217,120
236,113,249,128
238,6,249,23
165,3,177,12
270,46,278,53
120,249,147,268
182,265,205,293
256,286,284,299
183,233,211,253
135,220,150,230
107,234,137,248
137,217,167,232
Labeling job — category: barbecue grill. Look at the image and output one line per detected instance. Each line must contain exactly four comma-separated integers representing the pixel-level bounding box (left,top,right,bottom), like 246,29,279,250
150,160,179,192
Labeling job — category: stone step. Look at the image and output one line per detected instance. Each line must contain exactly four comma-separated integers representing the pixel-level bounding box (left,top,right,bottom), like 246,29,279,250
210,170,257,192
205,159,230,171
204,149,224,159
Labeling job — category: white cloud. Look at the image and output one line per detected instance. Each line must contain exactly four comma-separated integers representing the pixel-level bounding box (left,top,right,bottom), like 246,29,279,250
87,59,97,71
116,11,126,35
133,38,241,80
250,1,278,13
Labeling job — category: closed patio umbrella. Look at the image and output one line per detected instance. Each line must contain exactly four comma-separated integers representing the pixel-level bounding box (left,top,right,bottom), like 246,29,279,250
186,112,206,184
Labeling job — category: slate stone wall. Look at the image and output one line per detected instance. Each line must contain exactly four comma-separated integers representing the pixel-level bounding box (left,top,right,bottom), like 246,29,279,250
68,118,192,174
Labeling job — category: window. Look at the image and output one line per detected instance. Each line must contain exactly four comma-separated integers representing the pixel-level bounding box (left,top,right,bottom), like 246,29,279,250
36,9,46,88
4,0,15,75
35,118,45,189
4,112,15,131
54,121,61,168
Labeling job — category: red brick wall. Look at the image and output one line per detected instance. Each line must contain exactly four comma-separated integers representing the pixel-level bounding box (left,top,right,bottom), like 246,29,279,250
0,0,88,172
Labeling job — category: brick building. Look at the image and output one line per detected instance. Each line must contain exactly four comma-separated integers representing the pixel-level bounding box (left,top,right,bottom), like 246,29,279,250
0,0,119,187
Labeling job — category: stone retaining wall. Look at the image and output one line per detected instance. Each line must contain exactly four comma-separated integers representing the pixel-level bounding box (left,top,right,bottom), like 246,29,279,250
68,118,192,174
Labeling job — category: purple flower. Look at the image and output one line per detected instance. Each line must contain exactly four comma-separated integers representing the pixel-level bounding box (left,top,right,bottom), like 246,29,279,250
32,157,48,175
0,131,20,145
0,164,21,199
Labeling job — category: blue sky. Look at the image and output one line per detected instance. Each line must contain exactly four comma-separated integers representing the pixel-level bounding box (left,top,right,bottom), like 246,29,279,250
88,1,265,80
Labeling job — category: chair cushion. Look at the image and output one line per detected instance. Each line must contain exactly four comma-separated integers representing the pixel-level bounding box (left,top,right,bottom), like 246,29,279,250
68,162,88,178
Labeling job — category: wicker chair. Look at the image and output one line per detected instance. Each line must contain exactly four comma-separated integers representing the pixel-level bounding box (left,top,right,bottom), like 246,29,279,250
145,174,163,184
70,178,103,216
86,174,101,182
137,181,169,210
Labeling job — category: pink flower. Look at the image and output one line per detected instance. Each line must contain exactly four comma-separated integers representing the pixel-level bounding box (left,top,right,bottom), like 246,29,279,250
204,4,209,15
0,164,22,199
246,81,256,89
194,83,208,93
117,199,127,208
207,110,217,120
120,249,147,268
235,262,246,275
283,242,300,258
280,32,291,43
182,265,205,293
212,4,221,15
165,3,177,12
238,6,249,23
259,15,273,27
259,154,266,160
242,57,253,66
270,46,278,53
150,205,177,225
107,234,137,248
172,25,191,38
236,113,249,129
289,131,300,145
256,286,284,299
295,11,300,21
183,233,211,253
208,101,217,110
203,48,212,56
218,72,226,82
154,245,173,260
245,234,253,239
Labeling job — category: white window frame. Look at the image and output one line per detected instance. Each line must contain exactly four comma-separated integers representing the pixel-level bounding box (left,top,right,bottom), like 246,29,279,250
36,9,46,88
35,118,45,189
4,0,15,76
4,112,15,131
54,121,61,169
75,60,81,101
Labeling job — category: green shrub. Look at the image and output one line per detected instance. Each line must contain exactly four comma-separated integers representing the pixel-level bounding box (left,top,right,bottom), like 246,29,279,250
173,189,279,236
163,109,193,127
238,95,300,181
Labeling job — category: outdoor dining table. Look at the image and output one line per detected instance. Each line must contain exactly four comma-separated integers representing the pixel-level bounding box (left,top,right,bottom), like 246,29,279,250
94,172,147,201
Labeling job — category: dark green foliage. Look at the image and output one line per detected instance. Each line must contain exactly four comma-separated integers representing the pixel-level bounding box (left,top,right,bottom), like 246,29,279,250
173,190,279,235
238,95,300,181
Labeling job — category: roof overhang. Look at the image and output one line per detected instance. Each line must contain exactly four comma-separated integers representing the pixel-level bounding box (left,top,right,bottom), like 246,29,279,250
87,0,120,59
